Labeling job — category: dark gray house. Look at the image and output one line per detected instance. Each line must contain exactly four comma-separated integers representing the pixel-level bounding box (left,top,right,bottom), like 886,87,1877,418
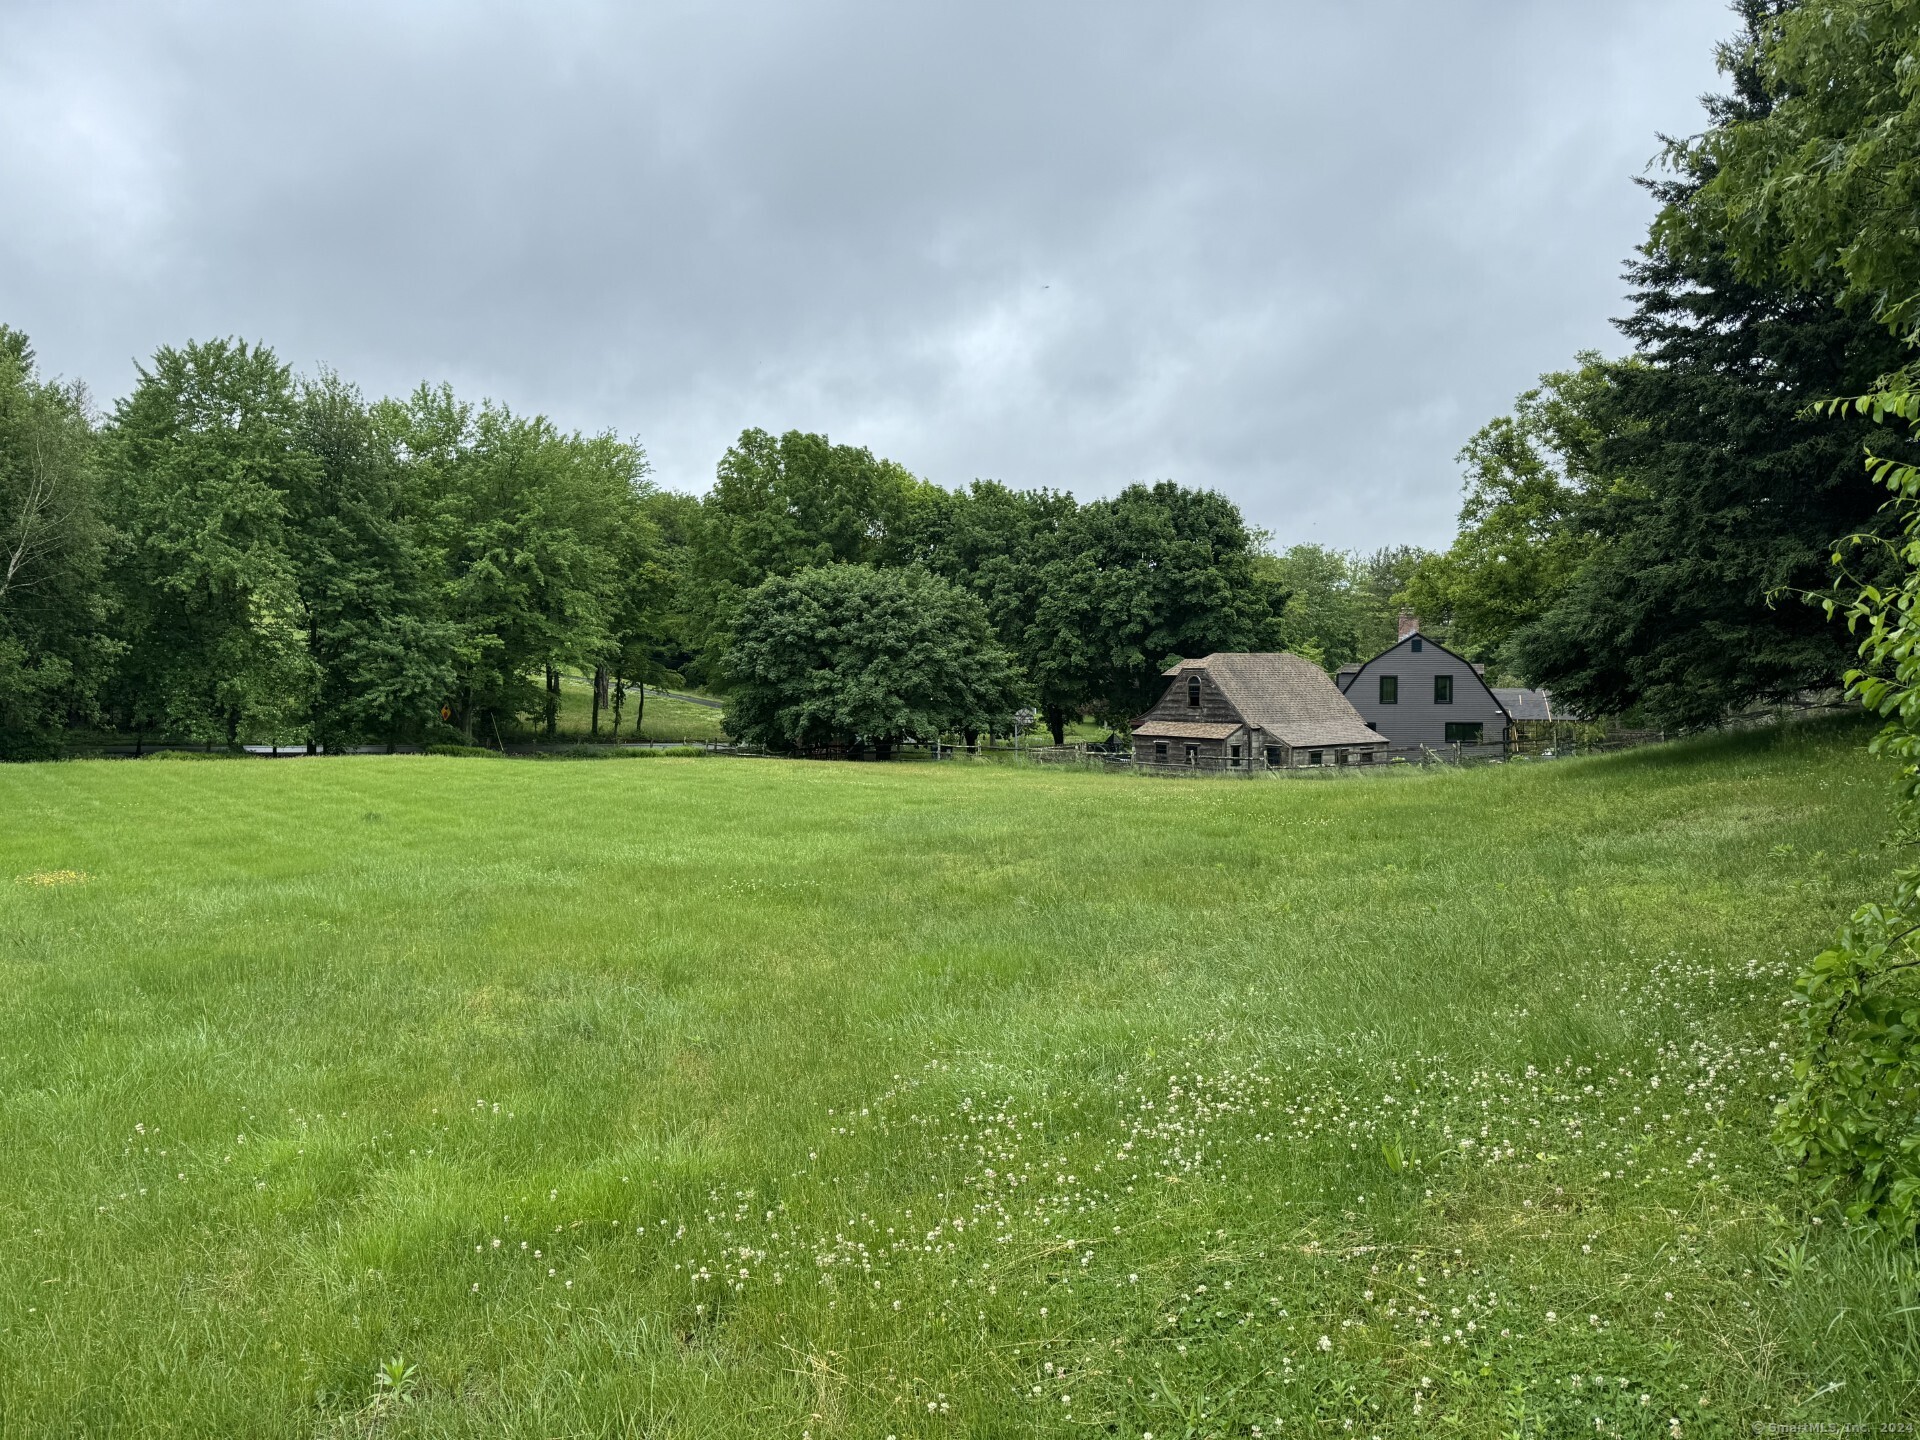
1336,614,1512,753
1132,652,1387,770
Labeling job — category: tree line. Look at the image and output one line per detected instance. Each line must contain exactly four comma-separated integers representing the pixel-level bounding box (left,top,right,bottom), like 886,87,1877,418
9,3,1909,761
6,336,1419,758
1401,0,1916,729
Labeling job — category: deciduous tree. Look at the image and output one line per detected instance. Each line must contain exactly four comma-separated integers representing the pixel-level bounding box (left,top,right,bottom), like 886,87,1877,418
103,338,310,746
0,327,111,758
722,564,1024,756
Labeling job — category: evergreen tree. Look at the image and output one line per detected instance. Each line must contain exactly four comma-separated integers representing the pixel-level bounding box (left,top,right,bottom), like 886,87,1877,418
1506,2,1910,726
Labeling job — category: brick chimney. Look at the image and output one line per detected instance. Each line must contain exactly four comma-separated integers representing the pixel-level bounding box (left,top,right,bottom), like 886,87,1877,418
1397,610,1420,641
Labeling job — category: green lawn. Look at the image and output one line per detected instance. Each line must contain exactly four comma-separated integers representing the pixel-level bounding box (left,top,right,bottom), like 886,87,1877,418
0,720,1913,1436
549,677,728,744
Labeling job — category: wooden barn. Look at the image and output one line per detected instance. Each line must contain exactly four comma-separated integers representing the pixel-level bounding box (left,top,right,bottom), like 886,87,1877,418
1132,652,1388,770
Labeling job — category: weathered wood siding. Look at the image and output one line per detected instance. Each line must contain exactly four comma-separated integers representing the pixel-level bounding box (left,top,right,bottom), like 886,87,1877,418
1135,669,1243,730
1338,637,1509,751
1132,737,1239,767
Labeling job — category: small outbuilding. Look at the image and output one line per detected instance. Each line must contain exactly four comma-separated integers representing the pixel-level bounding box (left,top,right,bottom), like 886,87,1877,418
1132,652,1388,770
1336,612,1512,753
1491,687,1557,723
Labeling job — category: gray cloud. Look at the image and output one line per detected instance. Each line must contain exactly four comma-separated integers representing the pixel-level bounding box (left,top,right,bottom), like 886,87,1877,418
0,1,1731,547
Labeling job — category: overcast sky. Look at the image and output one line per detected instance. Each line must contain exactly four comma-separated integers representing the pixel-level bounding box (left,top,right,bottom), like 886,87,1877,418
0,2,1733,548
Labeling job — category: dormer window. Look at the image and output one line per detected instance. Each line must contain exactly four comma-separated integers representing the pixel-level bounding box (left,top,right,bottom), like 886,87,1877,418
1187,674,1201,708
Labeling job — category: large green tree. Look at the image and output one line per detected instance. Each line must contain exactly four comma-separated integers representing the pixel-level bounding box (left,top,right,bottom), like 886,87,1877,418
103,338,311,746
289,375,459,751
911,479,1078,735
689,429,932,683
1502,1,1909,727
1028,482,1280,737
0,327,111,758
1259,543,1429,673
1400,357,1616,670
1694,0,1920,346
722,564,1024,757
394,385,649,743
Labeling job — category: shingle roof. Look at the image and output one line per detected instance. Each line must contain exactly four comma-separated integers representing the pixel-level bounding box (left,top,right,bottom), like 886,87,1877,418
1132,720,1245,740
1164,653,1385,748
1492,687,1554,722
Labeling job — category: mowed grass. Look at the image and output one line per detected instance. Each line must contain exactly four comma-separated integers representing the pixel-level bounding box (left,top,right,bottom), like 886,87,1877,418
0,719,1915,1436
550,679,728,744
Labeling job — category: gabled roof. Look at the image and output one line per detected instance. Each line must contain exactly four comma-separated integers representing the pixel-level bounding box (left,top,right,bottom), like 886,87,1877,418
1343,634,1513,721
1152,652,1384,748
1492,687,1554,722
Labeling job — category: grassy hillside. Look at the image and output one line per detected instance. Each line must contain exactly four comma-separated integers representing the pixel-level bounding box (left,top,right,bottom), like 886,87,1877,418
0,719,1912,1435
549,677,729,744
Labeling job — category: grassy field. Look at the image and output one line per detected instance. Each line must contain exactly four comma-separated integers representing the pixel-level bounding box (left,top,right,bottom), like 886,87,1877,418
550,678,729,744
1,718,1914,1436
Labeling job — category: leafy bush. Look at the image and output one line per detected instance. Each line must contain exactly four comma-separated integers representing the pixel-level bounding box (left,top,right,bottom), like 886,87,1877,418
144,748,249,761
423,743,503,758
722,564,1024,754
1776,387,1920,1232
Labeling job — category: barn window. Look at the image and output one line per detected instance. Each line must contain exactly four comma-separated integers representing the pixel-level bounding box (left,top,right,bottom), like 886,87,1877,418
1378,675,1398,704
1308,749,1323,766
1411,637,1424,652
1229,744,1242,768
1444,722,1483,745
1187,674,1201,708
1359,749,1375,764
1434,674,1453,704
1154,741,1168,762
1264,745,1281,766
1335,748,1349,766
1185,744,1199,766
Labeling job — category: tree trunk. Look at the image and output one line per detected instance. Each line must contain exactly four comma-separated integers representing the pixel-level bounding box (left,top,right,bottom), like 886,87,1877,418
591,665,605,738
545,665,560,741
1046,705,1066,746
308,612,321,751
962,728,978,751
611,671,625,741
634,686,646,737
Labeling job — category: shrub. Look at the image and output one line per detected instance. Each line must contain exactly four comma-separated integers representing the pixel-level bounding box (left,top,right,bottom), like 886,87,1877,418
1776,386,1920,1233
722,564,1024,754
423,744,503,758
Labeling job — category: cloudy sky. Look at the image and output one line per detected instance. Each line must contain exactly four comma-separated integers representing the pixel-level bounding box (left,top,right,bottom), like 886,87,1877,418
1,2,1733,548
